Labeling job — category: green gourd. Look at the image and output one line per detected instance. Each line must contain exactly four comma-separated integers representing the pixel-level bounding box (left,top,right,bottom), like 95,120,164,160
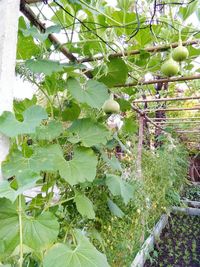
102,94,120,114
161,57,179,77
172,40,189,62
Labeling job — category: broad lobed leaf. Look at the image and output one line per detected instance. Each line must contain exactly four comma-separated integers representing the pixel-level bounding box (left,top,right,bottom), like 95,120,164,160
67,78,109,109
43,230,110,267
68,118,111,147
2,145,98,187
0,106,48,137
0,199,59,259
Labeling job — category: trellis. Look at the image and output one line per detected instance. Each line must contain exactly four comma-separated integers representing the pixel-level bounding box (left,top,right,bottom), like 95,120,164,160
1,0,200,182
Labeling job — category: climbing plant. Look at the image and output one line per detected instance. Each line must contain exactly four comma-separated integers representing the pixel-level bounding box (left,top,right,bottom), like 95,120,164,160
0,0,198,266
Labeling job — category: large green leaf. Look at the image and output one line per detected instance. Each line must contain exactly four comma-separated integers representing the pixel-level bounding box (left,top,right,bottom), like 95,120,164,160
3,145,97,187
106,174,134,205
30,145,64,173
2,150,38,180
0,199,59,259
2,145,64,182
30,145,98,185
43,230,110,267
0,106,48,137
34,121,63,141
0,181,17,202
68,118,110,147
99,58,128,87
23,212,59,251
59,147,98,185
117,0,132,11
25,60,85,76
67,78,109,109
0,199,19,259
74,194,95,219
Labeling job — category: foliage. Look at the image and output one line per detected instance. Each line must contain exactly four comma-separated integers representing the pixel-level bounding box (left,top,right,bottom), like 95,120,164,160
1,0,198,266
0,101,189,266
43,230,110,267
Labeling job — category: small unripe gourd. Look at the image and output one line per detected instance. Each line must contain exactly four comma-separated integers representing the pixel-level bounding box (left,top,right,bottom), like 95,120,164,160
172,41,189,62
161,57,179,77
102,94,120,114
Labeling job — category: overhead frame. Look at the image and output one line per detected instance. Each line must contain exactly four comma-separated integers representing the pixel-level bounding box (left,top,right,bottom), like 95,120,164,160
20,0,200,143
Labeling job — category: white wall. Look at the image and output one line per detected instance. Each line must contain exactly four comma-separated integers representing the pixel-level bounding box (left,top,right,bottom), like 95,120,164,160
0,0,21,180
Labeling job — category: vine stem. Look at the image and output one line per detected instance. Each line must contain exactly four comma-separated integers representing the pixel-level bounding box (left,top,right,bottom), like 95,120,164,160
18,195,23,267
43,196,75,212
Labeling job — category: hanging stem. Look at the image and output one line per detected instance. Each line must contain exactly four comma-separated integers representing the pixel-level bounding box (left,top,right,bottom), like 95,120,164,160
18,195,23,267
178,29,182,46
43,196,75,212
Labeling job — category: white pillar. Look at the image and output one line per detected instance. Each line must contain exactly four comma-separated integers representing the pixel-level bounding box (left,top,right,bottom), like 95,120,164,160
0,0,20,180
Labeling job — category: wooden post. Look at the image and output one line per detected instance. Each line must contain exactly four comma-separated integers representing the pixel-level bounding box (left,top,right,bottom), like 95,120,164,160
137,115,144,180
0,0,20,180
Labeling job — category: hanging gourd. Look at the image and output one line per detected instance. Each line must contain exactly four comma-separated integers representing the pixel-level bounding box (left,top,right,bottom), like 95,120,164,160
161,57,179,77
172,45,189,62
172,33,189,62
102,94,120,114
